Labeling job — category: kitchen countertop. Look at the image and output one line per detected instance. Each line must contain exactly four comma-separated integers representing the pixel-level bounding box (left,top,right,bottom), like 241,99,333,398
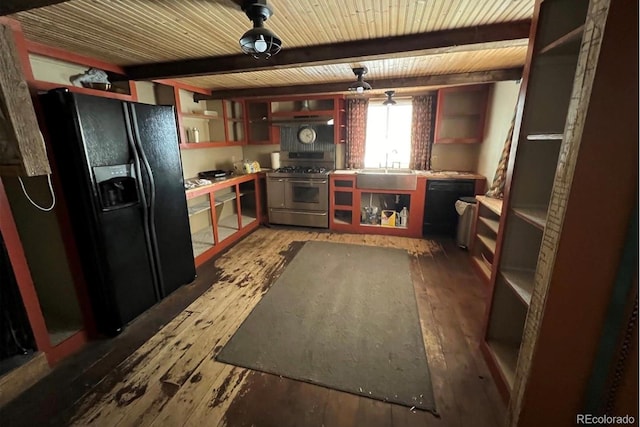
331,170,485,180
185,171,266,199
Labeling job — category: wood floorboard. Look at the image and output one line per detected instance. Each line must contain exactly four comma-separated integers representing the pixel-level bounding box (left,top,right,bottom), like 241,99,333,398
1,228,504,427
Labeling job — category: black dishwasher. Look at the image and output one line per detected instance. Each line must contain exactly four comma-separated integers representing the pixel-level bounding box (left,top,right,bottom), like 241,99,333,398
423,179,476,235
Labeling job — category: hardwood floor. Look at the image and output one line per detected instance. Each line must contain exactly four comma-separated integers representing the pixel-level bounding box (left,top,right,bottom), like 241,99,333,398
0,228,505,426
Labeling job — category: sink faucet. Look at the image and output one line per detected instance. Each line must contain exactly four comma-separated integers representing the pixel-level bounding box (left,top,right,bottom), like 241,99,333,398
385,150,399,169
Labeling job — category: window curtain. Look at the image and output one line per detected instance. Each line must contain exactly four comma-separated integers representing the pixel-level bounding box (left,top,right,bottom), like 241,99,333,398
410,94,436,170
345,98,368,169
485,114,516,199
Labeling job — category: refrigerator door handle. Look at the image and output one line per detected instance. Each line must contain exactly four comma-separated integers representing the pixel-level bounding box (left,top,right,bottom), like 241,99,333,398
122,104,162,300
128,104,167,297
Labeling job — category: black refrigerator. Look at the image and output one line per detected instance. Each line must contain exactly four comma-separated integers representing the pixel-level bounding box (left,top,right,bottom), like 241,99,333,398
40,90,196,336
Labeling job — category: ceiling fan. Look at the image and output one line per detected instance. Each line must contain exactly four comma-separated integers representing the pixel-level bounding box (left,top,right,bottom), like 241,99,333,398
348,67,372,93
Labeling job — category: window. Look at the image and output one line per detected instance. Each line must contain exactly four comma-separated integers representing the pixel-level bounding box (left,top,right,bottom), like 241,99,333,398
364,101,412,168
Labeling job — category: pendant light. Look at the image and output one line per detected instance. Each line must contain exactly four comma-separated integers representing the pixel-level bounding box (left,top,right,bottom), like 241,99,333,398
348,67,372,93
239,1,282,59
382,90,397,105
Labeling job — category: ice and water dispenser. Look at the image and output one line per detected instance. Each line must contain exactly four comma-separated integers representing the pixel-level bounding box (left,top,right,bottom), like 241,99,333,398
94,164,139,210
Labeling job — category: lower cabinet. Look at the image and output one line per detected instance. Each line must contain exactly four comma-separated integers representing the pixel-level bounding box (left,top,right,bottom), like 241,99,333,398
329,174,425,238
186,174,261,266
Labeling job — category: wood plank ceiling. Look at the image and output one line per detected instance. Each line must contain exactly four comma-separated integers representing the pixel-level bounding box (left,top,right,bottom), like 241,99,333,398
11,0,535,95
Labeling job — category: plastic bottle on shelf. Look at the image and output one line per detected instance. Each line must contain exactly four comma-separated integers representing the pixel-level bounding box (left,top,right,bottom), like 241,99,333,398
399,207,408,227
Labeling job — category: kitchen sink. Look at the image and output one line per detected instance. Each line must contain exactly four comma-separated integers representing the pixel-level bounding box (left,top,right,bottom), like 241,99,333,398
356,169,417,191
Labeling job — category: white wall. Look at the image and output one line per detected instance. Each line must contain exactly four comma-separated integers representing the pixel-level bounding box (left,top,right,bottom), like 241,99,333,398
180,146,244,179
476,81,521,181
431,143,481,172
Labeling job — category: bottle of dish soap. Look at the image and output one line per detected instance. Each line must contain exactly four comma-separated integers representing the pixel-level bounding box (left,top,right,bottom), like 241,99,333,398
399,207,408,227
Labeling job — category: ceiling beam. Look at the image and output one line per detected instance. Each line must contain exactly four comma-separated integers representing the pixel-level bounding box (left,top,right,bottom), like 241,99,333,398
1,1,70,15
195,68,523,100
126,21,531,80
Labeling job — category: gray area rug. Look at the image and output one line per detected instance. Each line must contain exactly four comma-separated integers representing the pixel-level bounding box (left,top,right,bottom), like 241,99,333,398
216,241,436,413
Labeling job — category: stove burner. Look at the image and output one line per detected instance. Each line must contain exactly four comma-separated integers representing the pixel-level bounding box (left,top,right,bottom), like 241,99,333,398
275,166,328,174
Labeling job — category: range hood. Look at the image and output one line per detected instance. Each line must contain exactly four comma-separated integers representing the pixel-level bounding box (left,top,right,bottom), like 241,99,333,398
269,99,334,126
269,115,334,126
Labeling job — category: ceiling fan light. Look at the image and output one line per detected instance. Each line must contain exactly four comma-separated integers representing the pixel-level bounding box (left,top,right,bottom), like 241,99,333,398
239,27,282,59
240,1,282,59
348,67,372,92
383,90,397,105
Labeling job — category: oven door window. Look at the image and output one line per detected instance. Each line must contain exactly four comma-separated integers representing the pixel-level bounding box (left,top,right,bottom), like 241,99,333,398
285,180,328,210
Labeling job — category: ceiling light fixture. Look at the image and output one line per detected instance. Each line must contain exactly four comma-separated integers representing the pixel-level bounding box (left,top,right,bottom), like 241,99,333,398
382,90,397,105
239,1,282,59
348,67,372,93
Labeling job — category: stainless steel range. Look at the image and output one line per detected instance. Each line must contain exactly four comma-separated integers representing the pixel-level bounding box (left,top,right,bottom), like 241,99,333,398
266,151,334,228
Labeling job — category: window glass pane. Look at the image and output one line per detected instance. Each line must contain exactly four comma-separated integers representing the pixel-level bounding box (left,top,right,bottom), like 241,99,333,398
364,104,412,168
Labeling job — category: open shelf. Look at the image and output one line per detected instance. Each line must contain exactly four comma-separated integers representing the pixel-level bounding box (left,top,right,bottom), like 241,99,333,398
539,25,584,56
526,133,564,141
479,216,500,234
502,269,536,306
472,255,492,281
475,196,503,216
486,339,520,388
218,214,240,230
512,207,547,230
240,213,257,228
214,192,238,206
477,234,497,255
187,201,211,217
191,226,214,257
182,113,222,120
217,225,236,242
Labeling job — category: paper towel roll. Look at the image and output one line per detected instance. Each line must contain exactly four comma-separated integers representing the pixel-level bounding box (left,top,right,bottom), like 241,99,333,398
270,152,280,169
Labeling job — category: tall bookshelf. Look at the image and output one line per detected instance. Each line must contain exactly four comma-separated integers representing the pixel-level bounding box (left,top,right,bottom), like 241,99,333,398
482,0,589,402
482,0,637,423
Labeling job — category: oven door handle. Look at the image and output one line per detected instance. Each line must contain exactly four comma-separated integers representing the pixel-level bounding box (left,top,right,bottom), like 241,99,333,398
268,178,285,182
287,180,328,184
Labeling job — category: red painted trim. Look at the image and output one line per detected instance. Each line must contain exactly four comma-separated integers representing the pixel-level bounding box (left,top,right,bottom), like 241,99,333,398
0,180,51,355
44,330,89,366
29,80,136,101
154,79,212,96
24,40,127,75
128,80,139,102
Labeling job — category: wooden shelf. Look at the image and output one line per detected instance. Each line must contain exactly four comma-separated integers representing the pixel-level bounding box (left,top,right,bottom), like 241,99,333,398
29,80,135,101
180,141,243,149
539,25,584,56
181,113,221,120
502,269,535,306
191,226,214,257
187,201,211,217
476,195,503,215
486,339,520,389
526,133,563,141
472,255,491,281
214,192,237,205
512,207,547,230
477,234,497,255
479,216,500,234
